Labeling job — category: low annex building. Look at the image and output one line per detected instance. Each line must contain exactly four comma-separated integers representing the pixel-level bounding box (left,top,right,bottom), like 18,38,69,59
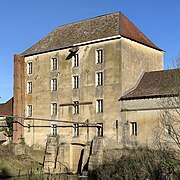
120,69,180,148
0,98,13,143
13,12,165,173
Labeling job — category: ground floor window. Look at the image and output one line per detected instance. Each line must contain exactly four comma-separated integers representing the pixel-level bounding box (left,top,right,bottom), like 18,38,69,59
51,124,57,136
97,123,103,137
73,123,79,137
51,103,57,116
130,122,137,136
73,101,79,114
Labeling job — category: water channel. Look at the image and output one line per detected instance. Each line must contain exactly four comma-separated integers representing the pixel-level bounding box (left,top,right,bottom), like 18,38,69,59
2,174,92,180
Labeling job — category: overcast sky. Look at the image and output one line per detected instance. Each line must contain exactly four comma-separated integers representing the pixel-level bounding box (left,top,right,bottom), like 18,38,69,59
0,0,180,102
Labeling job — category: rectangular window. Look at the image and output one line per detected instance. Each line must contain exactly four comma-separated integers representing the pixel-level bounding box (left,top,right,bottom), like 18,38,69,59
73,54,79,67
130,122,137,136
51,103,57,116
73,101,79,114
96,99,103,113
96,72,103,86
27,105,32,117
73,123,79,137
51,58,58,70
51,124,57,136
96,49,103,64
97,123,103,136
27,82,32,94
27,62,32,74
73,76,79,89
51,78,57,91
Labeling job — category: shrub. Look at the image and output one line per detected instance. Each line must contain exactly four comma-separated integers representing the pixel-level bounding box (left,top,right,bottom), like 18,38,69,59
90,148,180,180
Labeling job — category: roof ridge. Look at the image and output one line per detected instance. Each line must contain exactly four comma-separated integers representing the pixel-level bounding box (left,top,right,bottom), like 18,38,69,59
120,68,180,101
56,11,121,29
22,12,162,55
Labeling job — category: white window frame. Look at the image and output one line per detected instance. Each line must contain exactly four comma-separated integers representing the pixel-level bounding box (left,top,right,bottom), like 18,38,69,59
51,57,58,71
96,49,103,64
27,62,32,74
73,101,79,114
73,123,79,137
27,105,32,117
96,71,103,86
51,78,57,91
51,103,57,116
72,54,79,67
27,82,32,94
96,99,103,113
51,124,57,136
73,75,79,89
130,122,137,136
97,123,103,137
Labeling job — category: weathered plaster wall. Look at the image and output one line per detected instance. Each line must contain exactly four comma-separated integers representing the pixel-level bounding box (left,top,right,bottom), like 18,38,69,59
23,39,122,149
20,37,164,172
121,97,179,148
121,37,164,95
23,39,123,171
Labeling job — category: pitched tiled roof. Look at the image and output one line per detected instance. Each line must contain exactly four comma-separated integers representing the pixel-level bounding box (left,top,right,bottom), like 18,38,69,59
0,98,13,116
120,69,180,100
22,12,161,56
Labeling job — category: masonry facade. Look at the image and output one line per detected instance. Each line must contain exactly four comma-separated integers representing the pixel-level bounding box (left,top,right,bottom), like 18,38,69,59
120,69,180,149
13,12,164,173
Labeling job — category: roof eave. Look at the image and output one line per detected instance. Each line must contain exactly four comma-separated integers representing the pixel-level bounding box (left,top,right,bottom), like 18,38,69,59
22,35,122,57
121,35,164,52
119,93,179,101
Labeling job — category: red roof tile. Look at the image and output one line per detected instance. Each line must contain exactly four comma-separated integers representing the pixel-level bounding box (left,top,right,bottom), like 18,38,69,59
120,69,180,100
0,98,13,116
22,12,162,56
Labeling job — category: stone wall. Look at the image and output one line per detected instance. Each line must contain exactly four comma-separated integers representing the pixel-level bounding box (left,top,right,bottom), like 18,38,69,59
13,36,164,172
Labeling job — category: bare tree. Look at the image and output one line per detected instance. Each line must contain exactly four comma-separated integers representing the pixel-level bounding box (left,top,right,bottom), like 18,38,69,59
157,56,180,149
159,97,180,149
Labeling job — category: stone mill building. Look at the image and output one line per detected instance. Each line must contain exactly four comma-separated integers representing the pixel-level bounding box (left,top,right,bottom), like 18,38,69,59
13,12,168,173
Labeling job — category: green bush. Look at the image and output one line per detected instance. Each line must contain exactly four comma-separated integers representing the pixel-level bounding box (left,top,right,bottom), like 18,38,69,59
4,117,13,137
90,148,180,180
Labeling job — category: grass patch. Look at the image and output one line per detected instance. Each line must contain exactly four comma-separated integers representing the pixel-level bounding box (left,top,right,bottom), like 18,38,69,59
0,144,42,178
